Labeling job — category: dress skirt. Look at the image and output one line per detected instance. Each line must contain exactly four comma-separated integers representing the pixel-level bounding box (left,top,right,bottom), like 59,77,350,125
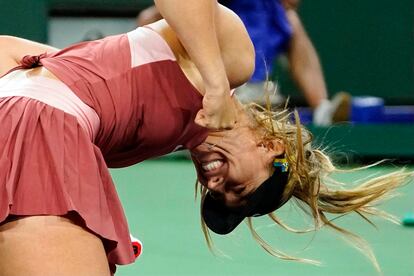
0,71,135,267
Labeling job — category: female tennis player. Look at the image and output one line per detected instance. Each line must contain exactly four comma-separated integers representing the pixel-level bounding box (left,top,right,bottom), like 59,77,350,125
0,1,411,275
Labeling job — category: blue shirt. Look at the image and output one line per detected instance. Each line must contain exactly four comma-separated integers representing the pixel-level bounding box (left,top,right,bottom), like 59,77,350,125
222,0,293,81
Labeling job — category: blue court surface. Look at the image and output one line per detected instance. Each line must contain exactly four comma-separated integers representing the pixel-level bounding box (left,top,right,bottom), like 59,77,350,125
112,157,414,276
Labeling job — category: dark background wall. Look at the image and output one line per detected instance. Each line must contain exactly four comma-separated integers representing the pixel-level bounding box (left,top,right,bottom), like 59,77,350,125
0,0,412,158
276,0,414,105
0,0,412,104
0,0,48,42
48,0,152,16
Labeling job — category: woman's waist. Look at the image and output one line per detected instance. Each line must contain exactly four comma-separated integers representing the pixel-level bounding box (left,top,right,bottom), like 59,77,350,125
0,69,100,141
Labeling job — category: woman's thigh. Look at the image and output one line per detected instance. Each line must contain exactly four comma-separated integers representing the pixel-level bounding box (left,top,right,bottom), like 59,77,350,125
0,215,111,276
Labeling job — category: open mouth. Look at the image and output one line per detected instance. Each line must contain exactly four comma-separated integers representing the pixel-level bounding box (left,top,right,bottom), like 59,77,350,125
200,159,227,179
202,159,224,172
191,142,228,180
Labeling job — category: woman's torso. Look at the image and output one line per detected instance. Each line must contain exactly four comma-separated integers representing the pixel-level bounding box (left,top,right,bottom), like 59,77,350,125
40,26,208,167
1,7,254,167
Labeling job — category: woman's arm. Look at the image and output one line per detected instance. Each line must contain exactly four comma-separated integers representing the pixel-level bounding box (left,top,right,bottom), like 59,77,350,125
284,10,328,108
0,35,58,76
154,0,237,130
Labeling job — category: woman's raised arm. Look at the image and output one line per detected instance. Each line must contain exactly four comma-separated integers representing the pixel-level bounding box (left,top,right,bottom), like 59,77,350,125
154,0,237,130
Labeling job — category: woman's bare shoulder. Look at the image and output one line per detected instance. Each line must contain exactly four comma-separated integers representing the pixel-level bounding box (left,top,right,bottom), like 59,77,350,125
148,5,255,90
214,5,255,88
0,35,59,77
0,35,58,62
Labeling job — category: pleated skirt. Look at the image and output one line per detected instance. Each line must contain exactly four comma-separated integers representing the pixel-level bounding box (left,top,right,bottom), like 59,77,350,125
0,72,135,267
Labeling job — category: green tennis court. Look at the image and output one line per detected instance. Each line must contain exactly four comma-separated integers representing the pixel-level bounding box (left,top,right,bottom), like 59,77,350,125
112,156,414,276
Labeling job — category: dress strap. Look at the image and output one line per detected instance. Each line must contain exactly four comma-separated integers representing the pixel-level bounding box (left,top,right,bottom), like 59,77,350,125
0,53,47,79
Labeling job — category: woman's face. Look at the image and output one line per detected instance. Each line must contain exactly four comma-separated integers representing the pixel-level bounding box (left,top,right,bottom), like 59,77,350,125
190,123,284,208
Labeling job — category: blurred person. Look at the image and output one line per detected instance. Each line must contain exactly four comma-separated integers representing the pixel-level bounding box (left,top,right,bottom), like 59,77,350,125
0,2,411,276
136,0,350,126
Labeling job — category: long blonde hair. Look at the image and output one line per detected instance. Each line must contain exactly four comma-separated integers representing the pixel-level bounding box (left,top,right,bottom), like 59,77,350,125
197,102,413,271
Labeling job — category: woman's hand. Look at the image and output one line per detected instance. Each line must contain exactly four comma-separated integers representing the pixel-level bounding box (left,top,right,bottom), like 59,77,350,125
195,86,237,130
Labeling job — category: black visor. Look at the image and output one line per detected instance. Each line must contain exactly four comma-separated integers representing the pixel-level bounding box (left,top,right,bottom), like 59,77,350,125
202,158,290,235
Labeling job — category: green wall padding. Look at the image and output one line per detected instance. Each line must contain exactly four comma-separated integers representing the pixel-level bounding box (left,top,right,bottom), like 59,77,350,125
0,0,48,42
275,0,414,104
49,0,153,13
309,124,414,159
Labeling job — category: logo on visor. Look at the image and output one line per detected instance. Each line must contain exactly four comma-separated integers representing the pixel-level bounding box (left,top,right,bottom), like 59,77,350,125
273,158,289,172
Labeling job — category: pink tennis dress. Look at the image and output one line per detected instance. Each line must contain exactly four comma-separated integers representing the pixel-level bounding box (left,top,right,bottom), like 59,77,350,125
0,27,208,270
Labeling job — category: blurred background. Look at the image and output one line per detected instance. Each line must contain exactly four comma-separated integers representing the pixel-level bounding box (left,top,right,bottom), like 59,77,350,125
1,1,413,275
1,0,412,159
